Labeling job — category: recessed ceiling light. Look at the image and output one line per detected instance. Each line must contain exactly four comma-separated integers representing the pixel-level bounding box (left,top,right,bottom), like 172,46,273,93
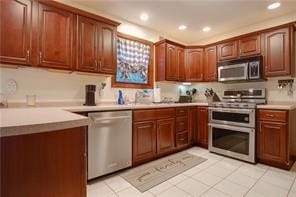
178,25,187,30
267,2,281,10
140,13,149,21
202,26,211,32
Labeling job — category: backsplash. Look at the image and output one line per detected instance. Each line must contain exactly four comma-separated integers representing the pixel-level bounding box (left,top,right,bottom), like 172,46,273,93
1,66,295,105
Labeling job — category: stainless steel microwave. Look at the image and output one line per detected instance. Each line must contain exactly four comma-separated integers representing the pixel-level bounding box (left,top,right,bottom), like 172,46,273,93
218,56,262,82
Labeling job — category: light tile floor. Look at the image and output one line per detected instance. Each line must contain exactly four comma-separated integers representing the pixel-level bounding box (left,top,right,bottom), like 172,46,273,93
87,147,296,197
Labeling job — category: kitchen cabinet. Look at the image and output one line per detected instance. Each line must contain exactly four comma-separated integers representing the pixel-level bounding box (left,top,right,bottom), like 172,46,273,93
0,0,32,65
217,40,238,61
166,44,178,80
98,23,117,74
76,16,117,74
157,118,175,155
257,109,296,169
133,121,157,164
186,48,204,81
239,34,261,57
155,40,186,81
37,3,74,70
76,16,98,72
204,46,217,81
264,27,294,77
196,107,208,148
1,127,87,197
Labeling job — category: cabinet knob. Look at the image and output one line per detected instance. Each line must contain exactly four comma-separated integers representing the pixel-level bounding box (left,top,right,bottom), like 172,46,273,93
39,52,42,64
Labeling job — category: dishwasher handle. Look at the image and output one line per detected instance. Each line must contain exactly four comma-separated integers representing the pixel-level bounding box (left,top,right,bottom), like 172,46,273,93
91,116,131,124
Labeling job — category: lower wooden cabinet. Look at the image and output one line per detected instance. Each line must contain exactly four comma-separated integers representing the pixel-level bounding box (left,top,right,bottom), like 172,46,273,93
157,118,175,155
257,109,296,169
133,121,157,164
196,107,209,148
1,127,87,197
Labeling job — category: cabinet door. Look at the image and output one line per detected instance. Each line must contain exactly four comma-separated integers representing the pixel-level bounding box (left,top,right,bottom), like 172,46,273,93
98,23,117,74
0,0,31,65
258,121,288,164
186,48,203,81
177,47,186,81
166,44,178,81
38,3,73,70
133,121,157,164
217,41,238,61
157,118,175,154
197,107,208,148
239,35,261,57
204,46,217,81
264,27,291,77
76,16,98,72
188,107,196,145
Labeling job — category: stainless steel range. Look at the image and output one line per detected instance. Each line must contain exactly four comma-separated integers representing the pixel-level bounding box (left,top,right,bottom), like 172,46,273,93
208,89,266,163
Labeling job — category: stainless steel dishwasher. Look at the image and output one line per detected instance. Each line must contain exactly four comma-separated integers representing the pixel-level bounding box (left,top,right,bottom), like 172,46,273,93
88,110,132,180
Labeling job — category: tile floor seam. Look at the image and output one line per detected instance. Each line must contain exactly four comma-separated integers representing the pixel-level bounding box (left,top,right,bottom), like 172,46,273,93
103,179,127,194
285,172,296,196
243,166,269,196
174,185,195,197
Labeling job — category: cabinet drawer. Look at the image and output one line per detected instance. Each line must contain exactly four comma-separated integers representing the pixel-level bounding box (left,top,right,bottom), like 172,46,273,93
133,108,175,122
176,116,188,132
176,132,188,147
176,107,188,116
259,110,288,122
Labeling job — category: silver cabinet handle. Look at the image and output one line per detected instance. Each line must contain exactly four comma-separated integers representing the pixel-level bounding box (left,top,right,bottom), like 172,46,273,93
92,116,130,123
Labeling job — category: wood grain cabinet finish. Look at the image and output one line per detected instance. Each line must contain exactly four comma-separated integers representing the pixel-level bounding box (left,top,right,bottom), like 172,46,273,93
257,109,296,169
76,16,97,72
37,3,74,70
238,35,261,57
157,118,175,155
196,107,208,148
258,121,288,165
217,40,238,61
133,121,157,164
98,23,117,74
186,48,204,81
1,127,87,197
166,44,178,81
177,47,186,81
204,46,217,81
0,0,32,65
264,27,293,77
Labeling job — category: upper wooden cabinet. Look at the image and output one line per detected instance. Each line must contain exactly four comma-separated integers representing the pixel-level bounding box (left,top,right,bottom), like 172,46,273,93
186,48,204,81
239,35,261,57
76,16,97,72
0,0,32,65
264,27,294,77
217,40,238,61
98,23,117,74
204,46,217,81
155,41,186,81
37,3,74,70
0,0,119,73
76,16,117,74
166,44,178,81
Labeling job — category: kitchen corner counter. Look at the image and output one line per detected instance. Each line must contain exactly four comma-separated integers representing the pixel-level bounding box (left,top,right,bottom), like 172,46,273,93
0,102,208,137
256,103,296,111
0,108,90,137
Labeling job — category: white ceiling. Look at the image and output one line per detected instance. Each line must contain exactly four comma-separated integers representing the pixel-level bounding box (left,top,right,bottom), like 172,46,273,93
76,0,296,44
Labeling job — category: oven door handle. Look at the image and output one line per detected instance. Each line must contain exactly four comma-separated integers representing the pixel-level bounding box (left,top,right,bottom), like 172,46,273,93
208,107,254,113
208,123,255,133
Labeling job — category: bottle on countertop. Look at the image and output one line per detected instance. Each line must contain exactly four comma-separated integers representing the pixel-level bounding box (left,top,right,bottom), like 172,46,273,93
117,90,124,105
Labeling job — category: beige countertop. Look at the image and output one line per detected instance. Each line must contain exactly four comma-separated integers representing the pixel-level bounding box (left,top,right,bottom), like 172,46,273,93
257,103,296,110
0,102,208,137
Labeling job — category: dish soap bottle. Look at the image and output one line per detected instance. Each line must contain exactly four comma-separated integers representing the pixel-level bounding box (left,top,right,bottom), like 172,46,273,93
118,90,124,105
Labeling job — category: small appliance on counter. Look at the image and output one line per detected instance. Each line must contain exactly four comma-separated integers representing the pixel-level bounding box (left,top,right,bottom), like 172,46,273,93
177,88,197,103
84,85,96,106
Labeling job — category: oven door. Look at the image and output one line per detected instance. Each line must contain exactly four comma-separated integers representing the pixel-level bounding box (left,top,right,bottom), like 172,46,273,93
218,63,248,82
209,107,255,128
208,123,255,163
